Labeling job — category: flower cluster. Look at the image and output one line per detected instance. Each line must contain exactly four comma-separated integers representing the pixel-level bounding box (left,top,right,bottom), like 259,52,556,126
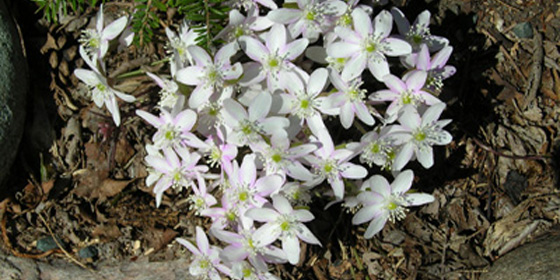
74,2,455,278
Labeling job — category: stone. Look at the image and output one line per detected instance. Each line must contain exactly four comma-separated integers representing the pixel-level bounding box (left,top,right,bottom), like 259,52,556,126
513,22,533,39
0,0,28,187
480,232,560,280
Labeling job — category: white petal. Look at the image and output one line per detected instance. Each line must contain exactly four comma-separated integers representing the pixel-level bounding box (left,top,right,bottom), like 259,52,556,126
249,92,272,121
136,110,163,127
383,38,412,56
253,223,281,246
296,225,321,245
373,10,393,39
341,52,367,80
246,208,279,222
176,66,204,85
188,84,213,108
283,235,300,265
188,45,213,66
101,16,128,41
266,24,287,54
367,57,390,81
239,36,268,62
176,238,201,256
240,155,257,186
352,8,372,38
340,102,354,129
416,146,434,168
326,42,360,58
421,102,446,125
391,169,414,194
223,98,248,122
195,227,210,254
268,9,301,24
215,42,237,66
340,163,368,179
399,106,421,129
293,210,314,222
355,103,375,126
352,205,379,225
364,214,388,239
255,174,284,196
405,70,427,91
393,143,414,171
283,38,309,60
391,7,410,35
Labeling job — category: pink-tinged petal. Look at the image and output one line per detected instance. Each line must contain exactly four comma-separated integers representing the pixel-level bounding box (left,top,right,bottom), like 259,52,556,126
399,106,421,129
289,19,305,39
189,84,213,108
223,245,249,262
212,229,240,244
272,194,292,214
163,147,181,168
383,38,412,56
391,7,410,35
329,177,345,199
364,213,388,239
215,42,238,66
249,92,271,121
240,155,257,186
246,207,280,222
393,143,414,171
176,66,204,85
352,204,380,225
373,10,393,38
229,9,245,25
145,156,170,174
174,109,197,131
422,91,443,105
416,44,430,70
260,117,290,134
442,66,457,79
136,110,163,127
222,62,243,80
223,98,248,122
329,71,347,93
74,69,99,86
176,237,202,256
188,45,213,66
340,102,354,129
352,8,372,38
286,162,314,182
239,36,268,62
428,36,449,52
405,70,427,91
195,226,210,254
382,74,406,93
146,72,166,88
293,209,314,222
114,90,135,103
369,89,399,101
416,146,434,168
332,149,354,162
357,190,384,205
101,16,127,41
307,114,334,153
256,175,284,196
326,42,360,58
421,102,446,125
253,223,281,246
415,10,431,27
391,169,414,194
432,46,453,68
240,62,266,86
296,225,321,245
355,103,375,126
289,143,318,158
256,0,278,9
406,193,435,206
340,163,368,179
334,26,361,44
283,38,309,60
267,24,286,54
368,174,391,197
107,95,121,126
283,235,300,265
96,5,104,32
341,52,367,80
367,57,390,81
268,9,301,24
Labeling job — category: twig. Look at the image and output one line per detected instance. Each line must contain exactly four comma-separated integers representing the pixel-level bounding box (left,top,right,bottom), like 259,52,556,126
1,208,61,259
470,136,549,162
38,213,94,272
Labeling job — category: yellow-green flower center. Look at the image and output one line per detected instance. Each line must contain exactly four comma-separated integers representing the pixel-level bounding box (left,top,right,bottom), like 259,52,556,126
239,191,249,202
243,268,252,277
272,154,282,163
234,27,244,38
96,83,106,91
366,42,377,53
280,220,290,231
387,201,398,210
268,58,279,68
305,11,315,20
414,131,426,141
199,259,210,269
241,124,252,135
371,143,381,154
300,99,310,109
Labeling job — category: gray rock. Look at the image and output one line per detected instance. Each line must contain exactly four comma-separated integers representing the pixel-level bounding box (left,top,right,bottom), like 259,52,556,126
0,0,28,187
513,22,534,39
480,232,560,280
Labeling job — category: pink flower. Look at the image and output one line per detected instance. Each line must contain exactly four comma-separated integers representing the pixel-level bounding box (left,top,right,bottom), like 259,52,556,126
135,108,198,150
78,4,128,58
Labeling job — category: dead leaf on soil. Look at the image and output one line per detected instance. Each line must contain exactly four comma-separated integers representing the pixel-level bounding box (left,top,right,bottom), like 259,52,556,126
73,178,133,200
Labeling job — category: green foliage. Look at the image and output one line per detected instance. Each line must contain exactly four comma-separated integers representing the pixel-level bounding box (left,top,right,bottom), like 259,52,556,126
32,0,230,50
170,0,230,50
31,0,103,23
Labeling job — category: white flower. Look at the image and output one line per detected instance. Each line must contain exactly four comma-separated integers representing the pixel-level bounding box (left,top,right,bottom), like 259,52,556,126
74,68,135,126
352,170,434,238
78,4,128,58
